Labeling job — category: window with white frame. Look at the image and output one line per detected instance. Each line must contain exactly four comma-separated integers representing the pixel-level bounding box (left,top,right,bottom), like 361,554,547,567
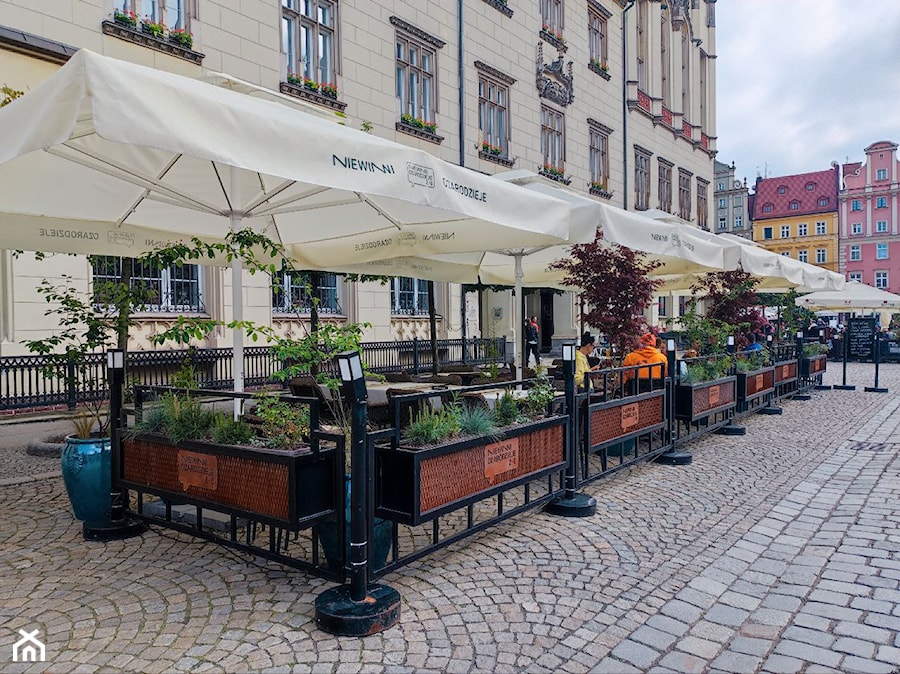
850,245,861,261
778,186,787,195
678,295,688,316
876,271,888,289
877,243,889,259
815,221,826,235
658,159,672,212
657,296,667,317
391,277,430,315
589,121,610,190
588,4,608,70
678,168,692,221
876,220,888,233
805,182,815,191
718,197,727,209
718,217,726,230
876,196,888,208
849,271,862,283
734,194,743,206
763,203,773,213
789,201,799,210
92,256,203,312
877,168,888,181
635,148,651,210
717,181,725,191
273,271,341,314
541,105,565,172
781,251,790,257
780,225,790,238
818,197,828,207
283,0,337,87
816,248,827,264
798,223,808,236
696,179,708,229
396,26,438,127
734,215,743,228
478,69,510,157
117,0,188,31
852,222,862,235
798,249,808,263
541,0,564,36
851,199,862,211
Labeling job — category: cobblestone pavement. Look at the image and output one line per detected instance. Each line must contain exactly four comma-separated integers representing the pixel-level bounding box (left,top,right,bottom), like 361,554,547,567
1,363,899,673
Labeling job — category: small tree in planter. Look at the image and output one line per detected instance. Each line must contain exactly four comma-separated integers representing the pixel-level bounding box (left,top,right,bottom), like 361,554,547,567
690,270,766,350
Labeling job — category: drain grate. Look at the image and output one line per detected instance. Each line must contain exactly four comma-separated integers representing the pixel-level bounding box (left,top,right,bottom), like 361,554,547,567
847,441,891,453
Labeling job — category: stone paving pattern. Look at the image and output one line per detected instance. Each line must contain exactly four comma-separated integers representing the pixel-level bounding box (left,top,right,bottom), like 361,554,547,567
1,363,899,672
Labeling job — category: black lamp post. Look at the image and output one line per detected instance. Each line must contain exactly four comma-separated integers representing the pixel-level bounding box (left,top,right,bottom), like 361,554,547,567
315,350,400,636
658,338,692,465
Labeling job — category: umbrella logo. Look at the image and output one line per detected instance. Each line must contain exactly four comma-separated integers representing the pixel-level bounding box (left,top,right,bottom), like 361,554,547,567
108,231,135,248
406,163,435,188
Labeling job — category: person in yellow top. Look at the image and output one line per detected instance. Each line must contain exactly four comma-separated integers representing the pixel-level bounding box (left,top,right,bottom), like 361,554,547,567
575,332,599,390
622,333,668,391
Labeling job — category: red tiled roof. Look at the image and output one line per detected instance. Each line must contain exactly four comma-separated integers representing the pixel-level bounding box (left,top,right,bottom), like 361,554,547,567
752,167,838,220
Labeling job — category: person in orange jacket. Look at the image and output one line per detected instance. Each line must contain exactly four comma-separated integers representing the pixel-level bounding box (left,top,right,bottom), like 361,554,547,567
622,333,668,387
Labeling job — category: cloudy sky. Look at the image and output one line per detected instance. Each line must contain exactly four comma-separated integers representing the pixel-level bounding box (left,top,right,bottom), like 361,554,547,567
715,0,900,183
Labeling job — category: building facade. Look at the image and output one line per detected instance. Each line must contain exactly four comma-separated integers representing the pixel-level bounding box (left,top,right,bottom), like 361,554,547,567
840,141,900,291
751,167,839,273
0,0,717,356
713,160,750,239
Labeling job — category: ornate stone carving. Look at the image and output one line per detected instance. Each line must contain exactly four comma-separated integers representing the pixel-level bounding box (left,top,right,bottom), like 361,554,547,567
535,43,574,107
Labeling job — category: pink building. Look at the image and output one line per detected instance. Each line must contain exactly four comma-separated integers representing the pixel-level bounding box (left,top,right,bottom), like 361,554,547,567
841,141,900,292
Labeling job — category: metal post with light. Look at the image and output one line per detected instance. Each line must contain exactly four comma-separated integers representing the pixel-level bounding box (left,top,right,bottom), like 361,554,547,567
794,331,812,400
715,335,746,436
546,343,596,517
758,334,783,415
83,349,144,541
833,325,855,391
315,351,400,636
657,338,692,466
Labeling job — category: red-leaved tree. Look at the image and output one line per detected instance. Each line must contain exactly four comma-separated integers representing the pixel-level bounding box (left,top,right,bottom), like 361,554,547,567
550,233,663,353
690,269,767,349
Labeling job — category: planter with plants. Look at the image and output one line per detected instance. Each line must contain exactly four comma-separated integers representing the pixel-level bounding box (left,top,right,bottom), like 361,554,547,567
168,28,193,49
674,356,736,422
734,352,775,410
399,113,438,135
800,342,829,378
375,379,565,525
121,388,338,530
113,9,138,28
141,19,166,39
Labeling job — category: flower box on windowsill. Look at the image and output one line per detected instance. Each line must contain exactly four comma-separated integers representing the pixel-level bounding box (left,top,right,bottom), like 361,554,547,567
478,150,515,167
279,80,348,112
538,168,572,185
539,29,567,52
396,120,444,145
589,184,614,199
588,61,611,81
483,0,513,17
101,20,204,65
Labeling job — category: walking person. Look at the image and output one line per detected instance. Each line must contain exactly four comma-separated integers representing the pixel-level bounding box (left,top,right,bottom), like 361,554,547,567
524,316,541,367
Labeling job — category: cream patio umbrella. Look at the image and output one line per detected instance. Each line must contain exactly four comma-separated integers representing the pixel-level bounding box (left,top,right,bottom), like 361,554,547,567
0,50,580,395
796,281,900,311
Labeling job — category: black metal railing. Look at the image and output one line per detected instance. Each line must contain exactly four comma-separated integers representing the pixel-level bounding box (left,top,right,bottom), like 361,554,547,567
0,337,507,412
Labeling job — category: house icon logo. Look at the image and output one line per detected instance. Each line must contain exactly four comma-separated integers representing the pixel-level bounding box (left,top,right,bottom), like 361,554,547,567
13,629,45,662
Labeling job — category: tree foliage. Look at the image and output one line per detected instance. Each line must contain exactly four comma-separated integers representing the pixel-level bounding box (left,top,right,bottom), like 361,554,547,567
689,270,767,349
550,233,662,353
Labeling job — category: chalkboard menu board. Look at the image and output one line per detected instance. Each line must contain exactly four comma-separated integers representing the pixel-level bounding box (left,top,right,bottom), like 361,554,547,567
847,318,876,360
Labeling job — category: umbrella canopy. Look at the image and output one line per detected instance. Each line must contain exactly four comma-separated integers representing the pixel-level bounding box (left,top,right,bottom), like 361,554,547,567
0,50,580,394
796,281,900,311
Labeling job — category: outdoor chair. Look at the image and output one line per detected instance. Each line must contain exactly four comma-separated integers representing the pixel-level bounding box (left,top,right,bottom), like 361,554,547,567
384,371,415,383
386,388,430,428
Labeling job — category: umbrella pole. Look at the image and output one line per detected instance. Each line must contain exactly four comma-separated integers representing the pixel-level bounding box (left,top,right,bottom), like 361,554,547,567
230,166,244,419
514,253,524,380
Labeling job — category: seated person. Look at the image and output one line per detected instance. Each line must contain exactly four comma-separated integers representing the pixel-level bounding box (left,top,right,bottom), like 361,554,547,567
622,333,668,387
744,334,764,352
575,332,600,390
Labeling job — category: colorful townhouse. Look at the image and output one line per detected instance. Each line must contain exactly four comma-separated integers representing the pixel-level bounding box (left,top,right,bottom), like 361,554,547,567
751,167,839,272
840,141,900,291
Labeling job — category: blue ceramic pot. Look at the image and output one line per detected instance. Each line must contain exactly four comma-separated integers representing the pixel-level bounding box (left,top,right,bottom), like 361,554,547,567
60,435,111,529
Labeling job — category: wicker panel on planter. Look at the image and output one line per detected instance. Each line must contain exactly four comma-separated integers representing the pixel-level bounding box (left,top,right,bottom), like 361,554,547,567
586,391,664,449
774,360,798,384
736,367,775,404
674,376,736,421
800,355,827,377
122,434,336,530
376,416,566,525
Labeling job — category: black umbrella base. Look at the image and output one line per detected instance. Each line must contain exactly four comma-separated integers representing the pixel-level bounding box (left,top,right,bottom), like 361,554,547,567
546,493,597,517
316,584,401,636
83,518,146,541
656,451,693,466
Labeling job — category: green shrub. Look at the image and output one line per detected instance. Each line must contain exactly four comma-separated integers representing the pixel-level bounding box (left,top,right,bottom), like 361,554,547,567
210,413,256,446
802,342,829,358
492,391,520,427
458,405,499,439
521,378,556,419
252,394,310,449
403,405,461,446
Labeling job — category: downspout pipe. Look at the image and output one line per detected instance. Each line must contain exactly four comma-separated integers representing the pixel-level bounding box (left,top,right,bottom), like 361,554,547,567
622,0,635,211
458,0,468,340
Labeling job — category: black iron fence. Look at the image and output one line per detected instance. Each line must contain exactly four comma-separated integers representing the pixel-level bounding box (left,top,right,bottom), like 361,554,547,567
0,337,506,412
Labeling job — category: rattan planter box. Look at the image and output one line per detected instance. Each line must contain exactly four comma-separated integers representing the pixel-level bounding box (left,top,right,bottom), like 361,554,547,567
583,390,665,453
121,433,337,530
736,366,775,406
800,355,827,378
375,416,566,526
774,360,798,384
674,376,736,422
